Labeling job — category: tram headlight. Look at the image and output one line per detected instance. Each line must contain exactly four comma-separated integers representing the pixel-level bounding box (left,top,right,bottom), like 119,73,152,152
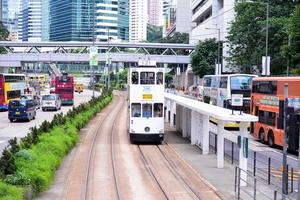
144,127,150,132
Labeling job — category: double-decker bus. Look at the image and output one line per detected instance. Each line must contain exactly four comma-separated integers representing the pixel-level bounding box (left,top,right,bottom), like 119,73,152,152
55,73,74,105
201,74,257,129
251,77,300,151
0,74,26,110
128,61,164,143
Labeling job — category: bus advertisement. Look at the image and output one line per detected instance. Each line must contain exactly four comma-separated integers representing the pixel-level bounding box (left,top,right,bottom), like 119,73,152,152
201,74,257,129
251,77,300,151
55,74,74,105
0,74,26,110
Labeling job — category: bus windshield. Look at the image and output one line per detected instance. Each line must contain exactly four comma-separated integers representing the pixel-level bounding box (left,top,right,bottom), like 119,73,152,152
230,76,253,90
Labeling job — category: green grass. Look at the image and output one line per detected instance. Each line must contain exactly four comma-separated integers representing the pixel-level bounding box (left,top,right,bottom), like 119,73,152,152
0,182,24,200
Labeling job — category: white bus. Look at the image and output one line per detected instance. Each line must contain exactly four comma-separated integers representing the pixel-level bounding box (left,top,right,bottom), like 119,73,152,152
128,61,164,143
201,74,257,129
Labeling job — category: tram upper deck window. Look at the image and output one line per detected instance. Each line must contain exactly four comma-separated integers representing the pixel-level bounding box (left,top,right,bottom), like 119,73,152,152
131,103,141,117
142,103,152,118
140,72,155,85
154,103,163,117
156,72,163,85
132,72,139,84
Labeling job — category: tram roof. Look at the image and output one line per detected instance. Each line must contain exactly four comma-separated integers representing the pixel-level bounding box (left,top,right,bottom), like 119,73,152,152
165,92,258,122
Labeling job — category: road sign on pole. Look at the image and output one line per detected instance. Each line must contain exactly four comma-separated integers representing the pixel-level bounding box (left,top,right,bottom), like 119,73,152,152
262,56,270,76
89,46,98,66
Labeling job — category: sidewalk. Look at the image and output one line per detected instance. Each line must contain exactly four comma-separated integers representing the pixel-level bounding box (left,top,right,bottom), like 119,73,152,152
165,124,294,200
165,124,237,199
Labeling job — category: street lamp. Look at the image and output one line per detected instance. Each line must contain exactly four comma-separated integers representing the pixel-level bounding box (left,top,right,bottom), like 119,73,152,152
243,0,269,76
91,0,95,98
206,27,221,75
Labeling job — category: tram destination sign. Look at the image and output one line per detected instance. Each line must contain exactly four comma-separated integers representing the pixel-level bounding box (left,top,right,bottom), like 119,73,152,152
259,96,279,106
143,94,153,100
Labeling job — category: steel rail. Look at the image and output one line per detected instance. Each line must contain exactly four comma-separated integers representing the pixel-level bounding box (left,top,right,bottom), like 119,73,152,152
137,145,169,200
157,143,202,199
83,94,123,200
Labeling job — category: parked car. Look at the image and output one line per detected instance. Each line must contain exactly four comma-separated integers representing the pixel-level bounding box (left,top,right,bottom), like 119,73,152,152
41,94,62,111
20,94,41,109
8,99,36,122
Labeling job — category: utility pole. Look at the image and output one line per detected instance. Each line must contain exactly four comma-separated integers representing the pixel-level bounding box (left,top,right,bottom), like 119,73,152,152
282,84,289,199
287,35,291,77
91,0,95,98
265,1,269,76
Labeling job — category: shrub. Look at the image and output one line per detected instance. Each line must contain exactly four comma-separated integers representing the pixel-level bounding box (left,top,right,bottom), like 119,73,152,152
0,181,24,200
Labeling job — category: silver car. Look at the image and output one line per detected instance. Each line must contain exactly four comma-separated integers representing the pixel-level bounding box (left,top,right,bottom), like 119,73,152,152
41,94,62,111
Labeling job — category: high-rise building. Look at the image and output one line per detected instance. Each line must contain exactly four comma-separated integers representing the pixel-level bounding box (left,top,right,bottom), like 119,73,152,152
164,0,191,37
190,0,235,72
41,0,49,41
129,0,148,42
0,0,3,22
2,0,20,40
96,0,129,42
47,0,128,42
117,0,129,41
148,0,163,26
18,0,42,41
49,0,93,41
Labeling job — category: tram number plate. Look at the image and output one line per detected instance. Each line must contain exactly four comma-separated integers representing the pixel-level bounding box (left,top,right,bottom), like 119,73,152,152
143,94,153,100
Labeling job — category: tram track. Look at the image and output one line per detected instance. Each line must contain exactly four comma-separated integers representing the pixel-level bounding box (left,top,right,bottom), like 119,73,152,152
137,144,200,199
83,92,124,200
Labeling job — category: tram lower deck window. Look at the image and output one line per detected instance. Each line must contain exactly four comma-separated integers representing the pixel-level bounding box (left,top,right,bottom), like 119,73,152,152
142,103,152,118
154,103,163,117
156,72,163,85
131,103,141,117
140,72,155,84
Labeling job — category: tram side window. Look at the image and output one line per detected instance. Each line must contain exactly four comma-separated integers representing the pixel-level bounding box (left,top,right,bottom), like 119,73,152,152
203,77,212,87
154,103,163,117
156,72,163,85
140,72,155,85
131,103,141,117
132,72,139,84
142,103,152,118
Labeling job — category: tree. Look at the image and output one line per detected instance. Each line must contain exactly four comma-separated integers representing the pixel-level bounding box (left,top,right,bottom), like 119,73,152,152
147,24,163,42
226,1,297,74
191,39,218,78
0,21,9,54
161,32,189,44
289,5,300,71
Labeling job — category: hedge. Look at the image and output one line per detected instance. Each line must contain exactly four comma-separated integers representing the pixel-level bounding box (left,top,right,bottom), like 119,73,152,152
0,90,113,199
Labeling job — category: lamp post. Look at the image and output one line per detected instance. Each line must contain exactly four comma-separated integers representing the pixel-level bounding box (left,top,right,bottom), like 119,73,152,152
243,0,269,76
91,0,95,98
206,27,221,75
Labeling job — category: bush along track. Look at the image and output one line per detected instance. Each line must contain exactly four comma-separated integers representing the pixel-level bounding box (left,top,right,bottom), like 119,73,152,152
0,90,113,199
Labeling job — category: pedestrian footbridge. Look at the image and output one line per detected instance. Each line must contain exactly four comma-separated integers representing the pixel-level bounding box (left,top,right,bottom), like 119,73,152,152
164,92,258,185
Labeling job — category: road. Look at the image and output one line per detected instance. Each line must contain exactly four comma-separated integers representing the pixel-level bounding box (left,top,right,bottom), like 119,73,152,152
0,89,100,152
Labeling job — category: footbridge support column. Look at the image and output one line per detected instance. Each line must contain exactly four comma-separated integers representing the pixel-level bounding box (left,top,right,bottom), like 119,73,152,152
217,120,225,168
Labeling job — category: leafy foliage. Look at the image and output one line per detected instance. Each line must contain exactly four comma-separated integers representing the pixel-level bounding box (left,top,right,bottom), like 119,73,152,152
226,0,297,74
288,5,300,72
191,38,218,78
147,24,163,42
0,21,9,54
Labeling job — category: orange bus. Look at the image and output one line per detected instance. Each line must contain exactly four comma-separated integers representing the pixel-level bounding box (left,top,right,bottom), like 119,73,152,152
251,77,300,151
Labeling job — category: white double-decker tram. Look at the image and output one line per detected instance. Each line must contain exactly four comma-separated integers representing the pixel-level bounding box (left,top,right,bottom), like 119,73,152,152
128,61,165,143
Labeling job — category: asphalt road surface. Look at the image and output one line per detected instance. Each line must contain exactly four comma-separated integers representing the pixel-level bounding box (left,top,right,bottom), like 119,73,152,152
0,89,100,152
